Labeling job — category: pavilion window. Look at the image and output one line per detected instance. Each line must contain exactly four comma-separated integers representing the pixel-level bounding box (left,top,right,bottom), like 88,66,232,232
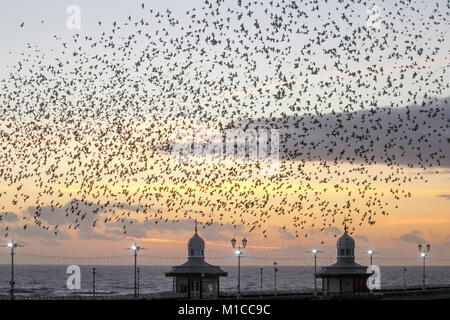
190,249,203,256
190,281,200,291
178,279,188,293
203,281,214,293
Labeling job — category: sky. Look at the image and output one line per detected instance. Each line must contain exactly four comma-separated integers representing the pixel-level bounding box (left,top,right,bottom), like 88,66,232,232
0,0,449,267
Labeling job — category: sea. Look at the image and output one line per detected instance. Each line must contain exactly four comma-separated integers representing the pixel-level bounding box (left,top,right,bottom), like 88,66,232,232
0,265,449,297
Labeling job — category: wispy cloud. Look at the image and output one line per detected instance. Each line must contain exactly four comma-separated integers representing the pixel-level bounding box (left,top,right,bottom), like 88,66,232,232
392,230,426,244
0,212,19,222
384,218,450,226
354,234,369,242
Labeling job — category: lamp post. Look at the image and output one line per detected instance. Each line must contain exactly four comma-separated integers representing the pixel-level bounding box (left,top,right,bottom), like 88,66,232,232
92,268,96,299
312,249,318,295
231,237,247,299
260,268,263,297
403,267,407,290
137,267,140,296
418,244,430,290
273,261,278,296
127,243,145,297
367,249,376,265
2,241,24,300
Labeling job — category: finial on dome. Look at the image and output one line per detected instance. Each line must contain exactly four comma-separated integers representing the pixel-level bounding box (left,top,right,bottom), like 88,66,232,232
195,219,198,234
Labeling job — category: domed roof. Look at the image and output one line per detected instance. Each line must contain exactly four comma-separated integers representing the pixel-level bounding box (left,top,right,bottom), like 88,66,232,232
188,231,205,250
337,231,355,248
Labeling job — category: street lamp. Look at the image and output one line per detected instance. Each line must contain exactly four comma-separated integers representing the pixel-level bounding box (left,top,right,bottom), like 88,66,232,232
418,244,430,290
127,242,146,297
311,249,319,295
231,237,247,298
367,249,376,265
273,261,278,295
2,241,24,300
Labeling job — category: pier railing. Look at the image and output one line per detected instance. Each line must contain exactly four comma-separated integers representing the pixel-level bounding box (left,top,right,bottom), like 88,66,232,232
1,252,450,265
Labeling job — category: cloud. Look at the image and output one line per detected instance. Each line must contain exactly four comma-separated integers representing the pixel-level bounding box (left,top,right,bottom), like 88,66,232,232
39,239,62,246
384,218,450,226
323,226,342,236
0,212,19,222
14,199,248,243
161,99,450,169
25,199,159,226
6,224,71,240
77,224,123,242
422,169,450,175
437,194,450,200
56,209,246,242
197,223,245,242
393,230,426,244
354,234,369,242
304,226,342,238
229,99,450,168
277,227,295,240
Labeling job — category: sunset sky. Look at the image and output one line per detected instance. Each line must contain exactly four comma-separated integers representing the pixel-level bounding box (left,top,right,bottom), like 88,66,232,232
0,0,449,267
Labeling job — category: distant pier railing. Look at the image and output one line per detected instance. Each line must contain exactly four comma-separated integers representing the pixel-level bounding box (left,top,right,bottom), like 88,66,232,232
1,252,450,265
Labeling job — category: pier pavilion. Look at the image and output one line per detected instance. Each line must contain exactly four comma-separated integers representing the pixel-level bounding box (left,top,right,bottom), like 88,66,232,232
316,230,372,295
166,224,227,299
